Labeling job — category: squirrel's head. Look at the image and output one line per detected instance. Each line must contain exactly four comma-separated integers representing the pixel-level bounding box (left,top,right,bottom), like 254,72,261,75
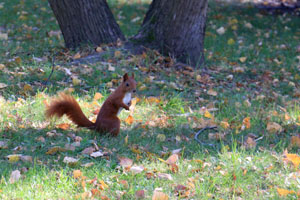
121,73,136,93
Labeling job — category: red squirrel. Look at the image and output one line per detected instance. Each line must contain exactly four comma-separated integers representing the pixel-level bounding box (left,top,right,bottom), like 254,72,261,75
45,73,136,136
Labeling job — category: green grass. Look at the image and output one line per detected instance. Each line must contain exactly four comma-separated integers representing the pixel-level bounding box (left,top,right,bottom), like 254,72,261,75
1,0,300,199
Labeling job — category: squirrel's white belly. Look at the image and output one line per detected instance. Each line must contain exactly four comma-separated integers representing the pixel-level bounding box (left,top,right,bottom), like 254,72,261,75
118,92,131,115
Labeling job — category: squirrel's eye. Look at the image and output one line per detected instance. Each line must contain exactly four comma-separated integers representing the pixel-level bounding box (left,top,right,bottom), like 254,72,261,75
126,83,129,87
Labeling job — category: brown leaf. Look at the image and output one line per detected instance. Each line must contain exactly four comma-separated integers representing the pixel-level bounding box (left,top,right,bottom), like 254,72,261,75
82,147,95,155
135,190,145,199
290,136,300,148
165,154,178,165
119,157,133,168
91,188,101,197
73,52,81,59
266,122,283,133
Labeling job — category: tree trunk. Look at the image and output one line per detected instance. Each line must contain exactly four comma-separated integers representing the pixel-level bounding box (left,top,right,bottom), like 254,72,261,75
48,0,125,48
133,0,208,67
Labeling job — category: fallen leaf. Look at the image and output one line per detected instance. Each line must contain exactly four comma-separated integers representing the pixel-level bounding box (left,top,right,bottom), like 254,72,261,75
90,151,104,158
96,47,103,53
157,173,173,180
114,50,121,58
244,137,256,149
207,89,217,96
35,136,45,143
0,141,8,149
108,65,115,71
20,155,33,163
91,188,101,197
9,170,21,184
284,153,300,169
152,190,169,200
157,134,166,142
81,162,94,168
119,157,133,168
23,84,33,92
0,33,8,40
7,154,21,163
216,27,225,35
233,67,245,73
125,115,134,125
239,57,247,63
64,143,76,151
290,136,300,148
0,83,8,89
56,123,70,130
220,121,230,129
46,146,66,155
73,170,82,179
146,97,160,104
72,77,81,86
73,52,81,59
227,38,235,45
130,165,144,174
242,117,251,129
267,122,283,133
204,110,213,119
82,147,95,155
63,157,79,165
135,190,145,199
277,188,295,196
166,154,178,165
94,92,103,100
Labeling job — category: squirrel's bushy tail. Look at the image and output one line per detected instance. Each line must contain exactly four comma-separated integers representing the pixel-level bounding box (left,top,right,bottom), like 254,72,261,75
46,93,94,128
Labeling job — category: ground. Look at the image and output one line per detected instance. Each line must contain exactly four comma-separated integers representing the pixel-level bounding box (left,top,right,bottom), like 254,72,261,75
0,0,300,199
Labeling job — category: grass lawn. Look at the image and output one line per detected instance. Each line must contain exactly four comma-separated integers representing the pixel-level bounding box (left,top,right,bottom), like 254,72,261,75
1,0,300,199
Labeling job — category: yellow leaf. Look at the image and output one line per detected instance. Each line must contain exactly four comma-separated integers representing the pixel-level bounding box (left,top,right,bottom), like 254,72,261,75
46,146,66,155
284,153,300,168
73,52,81,59
277,188,295,196
93,92,103,101
125,115,134,125
0,64,5,70
239,57,247,63
204,110,212,119
23,84,33,92
7,154,21,163
242,117,251,129
196,75,202,81
152,191,169,200
220,121,230,129
227,38,235,45
72,77,81,86
266,122,283,133
73,170,82,179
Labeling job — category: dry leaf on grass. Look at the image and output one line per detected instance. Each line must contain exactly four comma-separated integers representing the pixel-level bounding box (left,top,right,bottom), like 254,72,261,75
157,173,173,180
266,122,283,133
119,157,133,168
166,154,178,165
10,170,21,184
63,156,79,165
152,190,169,200
130,165,144,174
135,190,145,199
277,188,295,196
73,170,82,179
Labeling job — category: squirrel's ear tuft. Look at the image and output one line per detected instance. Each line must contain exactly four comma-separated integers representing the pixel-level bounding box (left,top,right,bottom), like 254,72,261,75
131,73,135,78
123,73,129,81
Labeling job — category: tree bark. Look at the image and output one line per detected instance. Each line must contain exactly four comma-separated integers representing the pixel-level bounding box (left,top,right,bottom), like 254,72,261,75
48,0,125,48
133,0,208,67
